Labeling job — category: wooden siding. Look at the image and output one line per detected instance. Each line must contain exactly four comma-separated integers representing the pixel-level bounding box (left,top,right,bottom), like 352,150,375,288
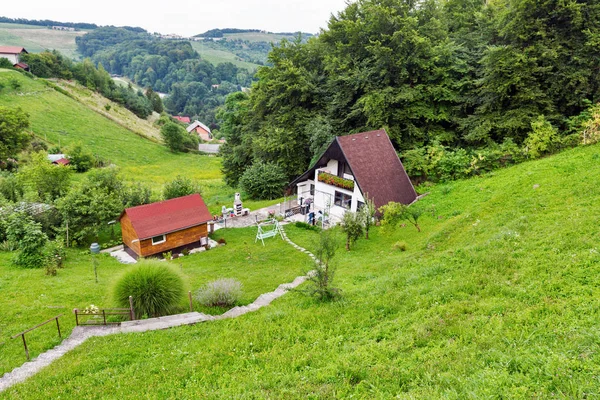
139,223,208,257
120,213,141,256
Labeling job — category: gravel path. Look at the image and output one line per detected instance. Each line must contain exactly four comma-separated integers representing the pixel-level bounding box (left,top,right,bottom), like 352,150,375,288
0,226,316,393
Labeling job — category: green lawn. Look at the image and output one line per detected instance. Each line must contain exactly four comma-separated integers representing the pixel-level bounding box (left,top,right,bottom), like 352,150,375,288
4,142,600,397
0,226,310,376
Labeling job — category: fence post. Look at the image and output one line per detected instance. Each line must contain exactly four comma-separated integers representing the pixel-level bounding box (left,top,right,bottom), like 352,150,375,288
188,291,193,312
21,335,29,361
129,296,135,320
102,309,107,326
56,317,61,338
74,308,79,326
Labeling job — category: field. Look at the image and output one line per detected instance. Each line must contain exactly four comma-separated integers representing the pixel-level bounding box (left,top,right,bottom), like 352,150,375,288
0,226,313,377
223,32,310,42
0,69,276,213
190,41,261,71
0,23,85,59
3,139,600,397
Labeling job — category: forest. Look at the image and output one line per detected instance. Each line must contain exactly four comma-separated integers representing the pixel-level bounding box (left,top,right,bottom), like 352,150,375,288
218,0,600,185
76,27,254,126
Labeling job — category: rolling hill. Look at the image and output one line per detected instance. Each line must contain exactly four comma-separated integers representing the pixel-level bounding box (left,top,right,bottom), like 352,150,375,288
3,135,600,397
0,22,85,59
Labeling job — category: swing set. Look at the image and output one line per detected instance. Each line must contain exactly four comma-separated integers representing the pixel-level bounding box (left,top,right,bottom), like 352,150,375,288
255,219,284,245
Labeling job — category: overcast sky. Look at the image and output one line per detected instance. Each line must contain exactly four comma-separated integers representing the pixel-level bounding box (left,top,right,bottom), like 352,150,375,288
2,0,350,36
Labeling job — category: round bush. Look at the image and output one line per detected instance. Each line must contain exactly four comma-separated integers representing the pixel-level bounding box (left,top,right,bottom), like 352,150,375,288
196,278,242,307
113,260,185,318
239,162,287,200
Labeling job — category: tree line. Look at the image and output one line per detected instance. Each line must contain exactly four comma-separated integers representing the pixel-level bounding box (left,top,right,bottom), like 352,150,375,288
18,50,161,118
0,16,99,30
218,0,600,187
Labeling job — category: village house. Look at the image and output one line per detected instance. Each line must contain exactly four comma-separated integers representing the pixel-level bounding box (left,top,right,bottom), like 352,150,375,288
119,194,212,259
173,116,191,124
0,46,28,70
186,120,213,142
289,129,417,221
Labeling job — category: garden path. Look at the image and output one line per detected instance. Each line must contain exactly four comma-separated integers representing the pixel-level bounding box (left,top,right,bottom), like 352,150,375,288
0,226,317,393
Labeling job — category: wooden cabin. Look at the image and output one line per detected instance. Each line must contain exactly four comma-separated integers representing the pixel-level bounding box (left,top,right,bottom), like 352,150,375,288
119,194,212,258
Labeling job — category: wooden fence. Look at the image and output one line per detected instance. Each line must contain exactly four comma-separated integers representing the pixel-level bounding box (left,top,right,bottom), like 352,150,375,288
11,314,63,360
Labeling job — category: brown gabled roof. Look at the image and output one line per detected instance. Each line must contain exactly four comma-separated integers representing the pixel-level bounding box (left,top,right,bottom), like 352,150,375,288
119,194,212,240
337,130,417,209
0,46,27,55
289,129,417,210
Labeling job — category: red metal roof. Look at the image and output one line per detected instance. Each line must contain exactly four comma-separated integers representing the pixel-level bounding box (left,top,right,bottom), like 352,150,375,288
120,194,212,240
52,158,70,165
337,130,417,209
0,46,27,54
173,116,191,123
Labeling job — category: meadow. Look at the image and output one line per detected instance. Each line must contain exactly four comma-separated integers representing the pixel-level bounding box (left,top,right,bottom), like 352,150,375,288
190,41,260,71
3,140,600,397
0,23,84,59
0,69,276,213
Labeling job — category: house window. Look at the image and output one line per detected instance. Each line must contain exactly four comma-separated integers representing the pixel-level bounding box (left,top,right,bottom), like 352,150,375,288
334,191,352,209
337,161,352,178
151,235,166,245
310,184,315,196
357,201,365,211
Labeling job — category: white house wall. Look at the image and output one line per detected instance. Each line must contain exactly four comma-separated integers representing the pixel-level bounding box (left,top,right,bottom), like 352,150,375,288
0,53,18,64
296,158,366,222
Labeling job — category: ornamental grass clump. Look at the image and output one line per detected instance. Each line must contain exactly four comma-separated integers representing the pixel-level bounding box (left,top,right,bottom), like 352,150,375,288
196,278,242,307
113,260,185,318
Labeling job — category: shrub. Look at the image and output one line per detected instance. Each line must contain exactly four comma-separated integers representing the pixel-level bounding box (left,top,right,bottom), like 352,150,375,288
380,202,424,232
392,241,407,251
9,79,21,90
163,175,201,200
239,162,287,200
113,260,185,318
305,229,340,301
196,278,242,307
66,142,95,172
6,212,48,268
341,211,363,251
525,115,559,158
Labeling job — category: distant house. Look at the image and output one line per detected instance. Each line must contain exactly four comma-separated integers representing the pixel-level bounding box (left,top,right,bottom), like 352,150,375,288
186,120,213,142
48,154,66,162
52,158,70,166
173,116,191,124
289,129,417,220
119,194,212,259
0,46,28,66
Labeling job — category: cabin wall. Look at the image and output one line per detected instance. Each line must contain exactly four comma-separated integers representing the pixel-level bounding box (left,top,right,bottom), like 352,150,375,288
120,213,141,256
139,224,208,257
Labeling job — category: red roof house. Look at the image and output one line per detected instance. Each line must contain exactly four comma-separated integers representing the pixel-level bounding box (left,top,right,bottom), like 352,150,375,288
52,158,70,166
173,116,191,124
186,120,213,141
119,194,212,258
289,129,417,220
0,46,28,65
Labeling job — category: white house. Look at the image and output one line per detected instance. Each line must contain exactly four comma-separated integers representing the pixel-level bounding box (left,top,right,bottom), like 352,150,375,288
289,129,417,221
0,46,27,65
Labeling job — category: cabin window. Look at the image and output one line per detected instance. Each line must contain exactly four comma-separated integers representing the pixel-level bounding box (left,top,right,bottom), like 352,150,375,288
310,184,315,196
151,235,166,245
357,201,365,211
334,191,352,209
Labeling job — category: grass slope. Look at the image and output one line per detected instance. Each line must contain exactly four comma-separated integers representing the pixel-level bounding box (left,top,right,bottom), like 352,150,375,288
4,143,600,397
0,23,84,59
0,227,308,376
190,41,261,71
0,69,277,212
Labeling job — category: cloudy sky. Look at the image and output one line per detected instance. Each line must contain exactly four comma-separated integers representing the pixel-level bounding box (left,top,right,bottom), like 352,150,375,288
2,0,350,36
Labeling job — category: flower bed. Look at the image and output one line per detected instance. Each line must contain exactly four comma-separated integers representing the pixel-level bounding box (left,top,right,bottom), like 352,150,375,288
317,171,355,191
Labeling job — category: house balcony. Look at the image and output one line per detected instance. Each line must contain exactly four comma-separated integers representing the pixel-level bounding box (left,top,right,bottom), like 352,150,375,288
317,171,355,191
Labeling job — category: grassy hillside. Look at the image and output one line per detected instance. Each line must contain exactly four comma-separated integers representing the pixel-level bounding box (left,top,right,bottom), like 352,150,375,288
0,23,84,59
0,228,310,377
4,141,600,397
0,69,276,212
190,41,261,71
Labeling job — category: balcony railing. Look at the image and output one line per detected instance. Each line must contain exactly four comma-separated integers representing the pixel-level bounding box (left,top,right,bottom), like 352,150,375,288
317,171,355,191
